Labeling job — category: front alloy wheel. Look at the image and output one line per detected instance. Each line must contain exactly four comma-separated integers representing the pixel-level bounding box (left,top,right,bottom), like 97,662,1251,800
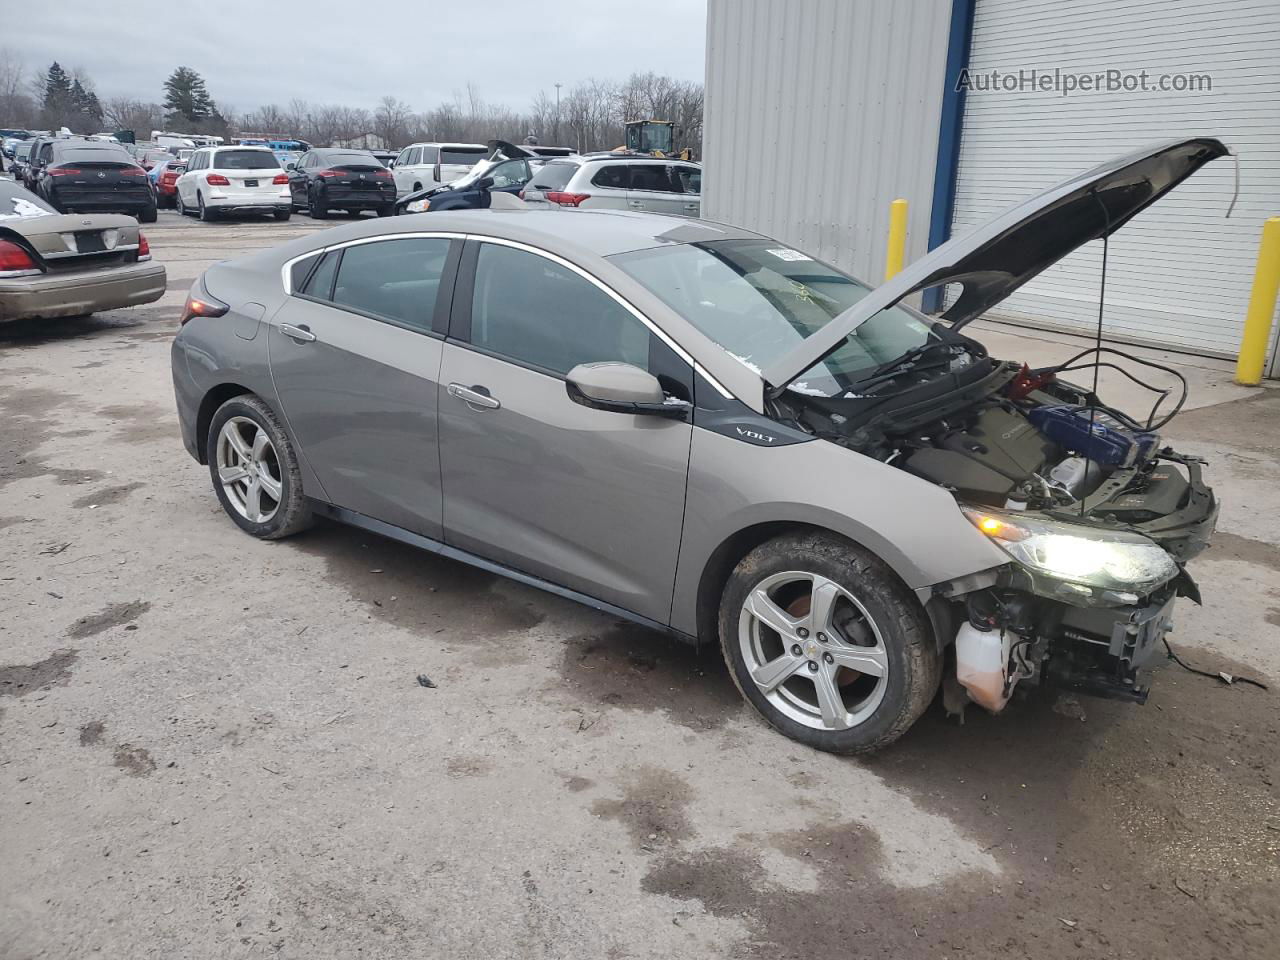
720,532,940,754
739,571,890,731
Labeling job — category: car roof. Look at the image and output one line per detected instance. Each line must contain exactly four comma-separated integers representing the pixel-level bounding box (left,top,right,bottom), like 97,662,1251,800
405,141,487,150
548,155,700,168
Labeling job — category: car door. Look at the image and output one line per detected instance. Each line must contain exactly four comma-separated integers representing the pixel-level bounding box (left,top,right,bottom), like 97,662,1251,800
267,234,462,538
484,158,531,197
437,239,694,623
626,163,685,215
584,162,630,209
178,150,203,205
672,163,702,217
288,151,311,204
393,147,423,195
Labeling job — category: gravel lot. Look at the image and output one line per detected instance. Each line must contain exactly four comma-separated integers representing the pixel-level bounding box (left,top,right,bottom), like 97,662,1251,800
2,210,1277,959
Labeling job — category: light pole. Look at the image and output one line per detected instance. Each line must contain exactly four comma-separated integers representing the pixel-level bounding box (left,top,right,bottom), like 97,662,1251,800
554,82,561,143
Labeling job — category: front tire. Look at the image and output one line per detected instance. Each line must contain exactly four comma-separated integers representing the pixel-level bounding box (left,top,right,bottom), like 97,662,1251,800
206,395,312,540
719,531,940,755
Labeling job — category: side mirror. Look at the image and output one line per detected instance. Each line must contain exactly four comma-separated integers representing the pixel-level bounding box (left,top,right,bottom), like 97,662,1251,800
566,362,690,418
286,162,296,171
474,176,494,191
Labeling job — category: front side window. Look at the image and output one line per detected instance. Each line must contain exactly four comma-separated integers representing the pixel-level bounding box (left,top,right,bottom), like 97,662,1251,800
469,244,650,376
487,159,529,189
328,238,451,332
674,166,701,195
612,239,942,397
405,147,424,166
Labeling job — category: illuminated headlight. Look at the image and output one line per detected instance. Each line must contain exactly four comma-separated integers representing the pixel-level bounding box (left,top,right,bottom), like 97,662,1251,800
961,506,1177,593
406,198,430,213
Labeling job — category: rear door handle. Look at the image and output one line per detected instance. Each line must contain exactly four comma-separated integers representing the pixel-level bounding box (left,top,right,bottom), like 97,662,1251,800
280,323,316,343
448,383,500,410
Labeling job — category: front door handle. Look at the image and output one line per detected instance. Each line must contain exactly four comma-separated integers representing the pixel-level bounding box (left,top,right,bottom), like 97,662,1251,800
448,383,500,410
280,323,316,343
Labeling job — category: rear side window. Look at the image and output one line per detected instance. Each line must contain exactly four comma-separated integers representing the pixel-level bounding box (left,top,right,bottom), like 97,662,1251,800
590,165,628,190
214,150,279,170
468,244,650,376
529,162,578,191
329,238,451,332
627,164,679,193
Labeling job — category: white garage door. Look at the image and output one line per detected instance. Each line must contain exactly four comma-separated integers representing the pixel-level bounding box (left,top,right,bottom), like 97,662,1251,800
949,0,1280,362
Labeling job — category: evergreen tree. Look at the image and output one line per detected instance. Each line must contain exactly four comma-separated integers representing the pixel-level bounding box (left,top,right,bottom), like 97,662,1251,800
163,66,215,125
42,62,73,126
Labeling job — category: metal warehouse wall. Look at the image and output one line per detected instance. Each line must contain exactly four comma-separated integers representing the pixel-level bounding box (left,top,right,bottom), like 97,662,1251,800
703,0,952,282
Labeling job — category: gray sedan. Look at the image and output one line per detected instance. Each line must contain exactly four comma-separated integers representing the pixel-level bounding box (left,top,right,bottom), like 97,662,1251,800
170,138,1225,752
0,179,165,322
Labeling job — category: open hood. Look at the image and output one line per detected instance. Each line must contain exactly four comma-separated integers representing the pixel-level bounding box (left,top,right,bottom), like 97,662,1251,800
763,137,1230,392
486,139,537,161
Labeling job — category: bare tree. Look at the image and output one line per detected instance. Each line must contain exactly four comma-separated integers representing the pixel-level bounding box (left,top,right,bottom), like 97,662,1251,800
0,47,37,127
374,95,413,149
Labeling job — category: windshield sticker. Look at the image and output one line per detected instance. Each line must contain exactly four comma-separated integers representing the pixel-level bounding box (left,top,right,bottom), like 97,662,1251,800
0,197,48,220
729,352,763,374
786,381,830,397
767,248,812,262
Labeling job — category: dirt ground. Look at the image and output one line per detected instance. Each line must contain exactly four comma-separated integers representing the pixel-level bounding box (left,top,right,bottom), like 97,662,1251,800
1,211,1277,959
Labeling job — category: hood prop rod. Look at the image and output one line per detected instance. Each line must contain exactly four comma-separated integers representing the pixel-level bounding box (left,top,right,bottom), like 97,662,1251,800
1082,189,1112,518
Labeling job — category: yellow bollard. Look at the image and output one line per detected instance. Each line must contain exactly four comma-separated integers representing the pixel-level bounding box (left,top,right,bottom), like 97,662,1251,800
1235,217,1280,386
884,199,908,282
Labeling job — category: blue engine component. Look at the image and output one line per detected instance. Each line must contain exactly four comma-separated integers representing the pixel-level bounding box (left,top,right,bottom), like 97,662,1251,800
1027,405,1159,467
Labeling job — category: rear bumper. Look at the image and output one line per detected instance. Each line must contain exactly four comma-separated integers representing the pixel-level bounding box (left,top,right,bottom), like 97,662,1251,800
0,262,167,321
205,189,291,212
321,189,395,209
49,190,153,212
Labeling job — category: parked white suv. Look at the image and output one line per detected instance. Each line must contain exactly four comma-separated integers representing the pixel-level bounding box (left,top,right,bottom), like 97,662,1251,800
175,146,291,221
390,142,488,196
521,155,701,216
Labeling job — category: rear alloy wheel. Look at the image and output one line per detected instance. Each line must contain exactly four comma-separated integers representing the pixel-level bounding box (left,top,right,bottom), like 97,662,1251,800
198,192,216,222
206,395,312,540
308,190,328,219
720,532,940,754
175,192,187,216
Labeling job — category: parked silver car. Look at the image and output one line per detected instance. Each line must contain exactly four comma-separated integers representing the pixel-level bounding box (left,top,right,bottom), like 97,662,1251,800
171,138,1224,753
521,155,701,216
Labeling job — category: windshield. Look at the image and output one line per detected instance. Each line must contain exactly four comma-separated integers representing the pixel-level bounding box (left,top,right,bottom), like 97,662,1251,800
611,239,943,397
322,152,382,167
214,149,280,170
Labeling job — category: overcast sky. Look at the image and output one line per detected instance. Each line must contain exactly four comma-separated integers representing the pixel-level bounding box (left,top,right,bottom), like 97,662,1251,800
9,1,708,112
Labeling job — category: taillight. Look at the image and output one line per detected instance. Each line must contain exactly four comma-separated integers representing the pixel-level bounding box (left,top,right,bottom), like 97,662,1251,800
0,239,40,276
180,283,230,324
546,191,590,207
47,167,82,177
206,173,230,186
315,169,340,178
374,169,393,180
272,173,289,185
137,233,151,261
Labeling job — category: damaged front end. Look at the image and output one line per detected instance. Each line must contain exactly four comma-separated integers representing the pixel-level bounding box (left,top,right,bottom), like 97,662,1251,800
777,346,1217,710
757,137,1229,714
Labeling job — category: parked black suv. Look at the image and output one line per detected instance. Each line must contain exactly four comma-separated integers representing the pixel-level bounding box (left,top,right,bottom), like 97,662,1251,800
286,148,396,219
37,140,157,222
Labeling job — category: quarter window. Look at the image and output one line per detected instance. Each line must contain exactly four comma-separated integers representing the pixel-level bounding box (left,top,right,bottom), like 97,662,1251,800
468,244,651,376
329,238,451,332
297,250,339,298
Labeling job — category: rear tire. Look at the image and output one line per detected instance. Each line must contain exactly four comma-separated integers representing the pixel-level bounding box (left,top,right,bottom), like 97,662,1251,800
198,192,216,222
308,190,328,219
718,531,941,755
376,203,394,217
138,203,157,223
175,192,188,216
206,394,312,540
273,209,291,221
